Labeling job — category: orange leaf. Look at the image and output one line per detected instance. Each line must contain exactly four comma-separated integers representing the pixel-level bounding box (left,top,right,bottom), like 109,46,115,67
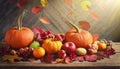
92,34,99,43
39,17,50,24
79,21,90,30
64,0,72,7
90,12,99,20
68,12,75,17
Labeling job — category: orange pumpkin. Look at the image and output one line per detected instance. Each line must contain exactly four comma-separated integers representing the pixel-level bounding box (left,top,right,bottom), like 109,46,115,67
5,10,34,49
42,38,63,54
65,21,93,48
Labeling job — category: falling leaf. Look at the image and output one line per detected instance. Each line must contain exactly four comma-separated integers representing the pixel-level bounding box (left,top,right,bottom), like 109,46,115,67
92,34,99,43
7,0,15,3
80,0,91,11
17,0,28,8
68,12,76,17
32,6,42,14
90,12,99,20
79,20,90,30
64,0,72,7
40,0,48,7
39,17,50,24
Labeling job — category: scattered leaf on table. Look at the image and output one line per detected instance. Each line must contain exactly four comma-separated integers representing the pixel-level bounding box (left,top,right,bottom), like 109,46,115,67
92,34,99,43
80,1,91,11
90,12,99,20
79,20,91,30
32,6,42,14
40,0,48,7
39,17,50,24
85,54,97,62
68,12,76,17
17,0,28,8
7,0,15,3
64,0,72,7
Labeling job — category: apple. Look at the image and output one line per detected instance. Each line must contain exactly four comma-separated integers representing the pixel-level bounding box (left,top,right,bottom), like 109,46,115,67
29,41,40,49
62,42,76,54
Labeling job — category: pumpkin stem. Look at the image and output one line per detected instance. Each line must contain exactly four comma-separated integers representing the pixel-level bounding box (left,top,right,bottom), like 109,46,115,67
18,10,27,30
67,21,81,33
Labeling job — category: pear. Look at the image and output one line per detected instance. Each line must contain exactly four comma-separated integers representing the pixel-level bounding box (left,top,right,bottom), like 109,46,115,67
30,41,40,49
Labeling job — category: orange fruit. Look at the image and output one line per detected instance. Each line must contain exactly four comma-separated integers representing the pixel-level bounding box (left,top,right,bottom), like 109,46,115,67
33,47,45,58
97,41,106,50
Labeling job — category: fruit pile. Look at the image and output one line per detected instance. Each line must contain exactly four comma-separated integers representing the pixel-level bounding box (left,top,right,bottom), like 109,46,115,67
0,11,116,63
0,26,115,63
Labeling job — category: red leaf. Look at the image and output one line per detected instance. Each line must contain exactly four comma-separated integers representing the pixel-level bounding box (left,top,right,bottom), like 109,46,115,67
85,54,97,62
90,12,99,20
32,6,42,14
79,20,91,30
32,27,45,42
7,0,15,3
92,34,99,43
39,17,50,24
64,0,72,7
75,56,84,62
17,0,28,8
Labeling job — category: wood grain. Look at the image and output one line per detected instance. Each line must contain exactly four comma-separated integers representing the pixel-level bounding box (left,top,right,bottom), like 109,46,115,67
0,0,120,42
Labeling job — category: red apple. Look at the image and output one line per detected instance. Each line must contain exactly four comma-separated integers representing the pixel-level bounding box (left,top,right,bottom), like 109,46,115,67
62,42,76,54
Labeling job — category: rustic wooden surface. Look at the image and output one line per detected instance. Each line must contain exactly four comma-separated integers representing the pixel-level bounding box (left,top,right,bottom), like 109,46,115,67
0,0,120,42
0,42,120,68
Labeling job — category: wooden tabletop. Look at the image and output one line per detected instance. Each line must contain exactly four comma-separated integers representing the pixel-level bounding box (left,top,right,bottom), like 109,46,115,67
0,42,120,67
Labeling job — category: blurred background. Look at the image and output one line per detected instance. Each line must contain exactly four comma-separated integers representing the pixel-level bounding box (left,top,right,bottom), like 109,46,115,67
0,0,120,42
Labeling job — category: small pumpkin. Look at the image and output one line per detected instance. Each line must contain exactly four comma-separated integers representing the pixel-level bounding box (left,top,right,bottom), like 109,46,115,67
5,11,34,49
65,21,93,48
42,38,63,54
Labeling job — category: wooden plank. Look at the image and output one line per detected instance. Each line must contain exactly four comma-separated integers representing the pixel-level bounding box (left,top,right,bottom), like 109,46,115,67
0,54,120,67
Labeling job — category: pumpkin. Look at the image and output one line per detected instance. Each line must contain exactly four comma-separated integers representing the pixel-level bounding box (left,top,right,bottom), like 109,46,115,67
42,38,63,54
65,21,93,48
5,11,34,49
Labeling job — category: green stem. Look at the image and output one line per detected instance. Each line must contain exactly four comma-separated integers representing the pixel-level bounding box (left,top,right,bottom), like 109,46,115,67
18,10,26,30
67,21,81,33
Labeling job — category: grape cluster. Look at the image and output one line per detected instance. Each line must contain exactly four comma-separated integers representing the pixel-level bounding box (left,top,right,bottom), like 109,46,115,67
17,47,33,60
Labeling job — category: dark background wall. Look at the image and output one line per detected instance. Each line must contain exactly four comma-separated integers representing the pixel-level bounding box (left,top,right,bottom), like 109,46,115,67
0,0,120,42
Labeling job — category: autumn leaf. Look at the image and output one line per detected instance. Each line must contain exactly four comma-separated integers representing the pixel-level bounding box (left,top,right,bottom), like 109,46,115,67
92,34,99,43
90,12,99,20
64,0,72,7
39,17,50,24
80,0,91,11
79,20,90,30
68,12,76,17
32,6,42,14
17,0,28,8
40,0,48,7
7,0,15,3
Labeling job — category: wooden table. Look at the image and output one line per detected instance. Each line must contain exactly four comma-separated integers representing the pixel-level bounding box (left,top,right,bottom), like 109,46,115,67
0,42,120,69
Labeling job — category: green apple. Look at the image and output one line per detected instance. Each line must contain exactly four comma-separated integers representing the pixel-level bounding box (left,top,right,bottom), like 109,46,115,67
29,41,40,49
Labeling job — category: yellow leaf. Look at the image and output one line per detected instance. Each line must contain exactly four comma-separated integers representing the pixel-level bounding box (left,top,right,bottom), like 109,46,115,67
40,0,48,7
80,0,91,11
